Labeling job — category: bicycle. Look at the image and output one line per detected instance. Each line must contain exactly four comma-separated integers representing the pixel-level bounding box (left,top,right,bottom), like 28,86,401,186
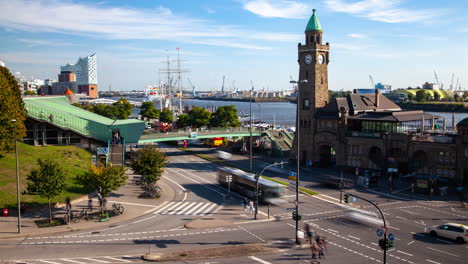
64,212,81,224
112,203,124,215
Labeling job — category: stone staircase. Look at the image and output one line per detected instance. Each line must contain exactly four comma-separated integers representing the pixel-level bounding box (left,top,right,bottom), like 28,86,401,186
109,144,124,165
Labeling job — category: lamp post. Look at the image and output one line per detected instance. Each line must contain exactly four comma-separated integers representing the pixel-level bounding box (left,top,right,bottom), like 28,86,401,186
249,85,254,171
254,161,286,220
290,79,307,244
12,119,21,233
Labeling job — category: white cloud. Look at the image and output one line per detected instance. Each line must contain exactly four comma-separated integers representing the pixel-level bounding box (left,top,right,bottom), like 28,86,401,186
205,7,216,14
0,0,296,50
325,0,436,23
17,38,74,47
347,33,366,38
243,0,310,19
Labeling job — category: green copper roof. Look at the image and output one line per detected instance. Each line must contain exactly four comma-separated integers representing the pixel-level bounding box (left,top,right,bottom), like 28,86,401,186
305,9,322,32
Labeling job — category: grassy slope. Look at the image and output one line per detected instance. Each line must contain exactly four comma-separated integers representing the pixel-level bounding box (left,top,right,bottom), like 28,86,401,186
0,143,92,208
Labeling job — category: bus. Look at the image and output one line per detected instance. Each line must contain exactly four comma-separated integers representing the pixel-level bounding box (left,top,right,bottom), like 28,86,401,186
218,167,286,205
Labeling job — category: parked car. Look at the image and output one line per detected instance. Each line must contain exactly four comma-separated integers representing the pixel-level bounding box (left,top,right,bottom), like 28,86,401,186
429,223,468,243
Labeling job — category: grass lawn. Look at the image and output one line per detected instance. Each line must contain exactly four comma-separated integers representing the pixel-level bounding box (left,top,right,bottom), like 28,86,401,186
0,143,93,209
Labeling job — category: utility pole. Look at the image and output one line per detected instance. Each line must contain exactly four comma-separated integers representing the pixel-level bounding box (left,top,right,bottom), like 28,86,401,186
249,82,254,171
12,119,21,233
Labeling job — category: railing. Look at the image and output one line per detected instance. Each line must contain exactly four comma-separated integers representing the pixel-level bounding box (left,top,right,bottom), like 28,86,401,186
140,126,264,139
410,135,456,144
347,131,382,139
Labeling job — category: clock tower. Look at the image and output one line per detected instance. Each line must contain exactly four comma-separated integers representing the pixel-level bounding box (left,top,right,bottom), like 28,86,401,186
292,9,330,164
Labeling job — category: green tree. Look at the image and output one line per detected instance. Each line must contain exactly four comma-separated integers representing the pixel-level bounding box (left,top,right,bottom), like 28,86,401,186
130,145,167,187
140,102,161,119
188,106,211,127
24,90,37,96
210,105,240,127
176,113,190,128
26,159,67,223
72,103,83,108
433,91,441,101
112,98,133,119
415,89,430,102
407,92,415,102
0,66,27,152
79,164,127,212
90,104,114,118
160,108,174,123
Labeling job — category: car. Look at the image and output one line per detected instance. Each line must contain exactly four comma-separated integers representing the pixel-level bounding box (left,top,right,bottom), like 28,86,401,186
429,223,468,243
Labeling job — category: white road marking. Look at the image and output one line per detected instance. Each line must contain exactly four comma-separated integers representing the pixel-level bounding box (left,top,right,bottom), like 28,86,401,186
371,242,378,246
407,241,415,245
400,209,417,215
193,203,212,215
107,201,157,208
396,216,407,221
175,202,198,215
239,226,265,242
397,250,413,257
102,257,131,262
143,206,160,214
200,203,219,216
38,260,62,264
162,173,188,201
348,235,360,240
426,247,458,257
426,259,441,264
184,202,205,215
327,228,339,233
60,259,85,264
248,256,271,264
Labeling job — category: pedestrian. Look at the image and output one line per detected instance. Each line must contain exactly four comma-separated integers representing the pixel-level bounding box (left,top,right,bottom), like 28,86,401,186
242,197,248,211
88,199,93,212
318,239,325,259
305,223,313,244
249,200,255,215
311,241,319,260
65,197,72,211
20,204,26,214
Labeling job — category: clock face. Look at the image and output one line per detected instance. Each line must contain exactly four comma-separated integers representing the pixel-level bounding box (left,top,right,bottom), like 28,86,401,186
318,54,324,64
304,54,312,64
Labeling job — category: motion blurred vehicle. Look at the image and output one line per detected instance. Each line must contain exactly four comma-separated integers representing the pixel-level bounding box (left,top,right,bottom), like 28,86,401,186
218,167,286,205
429,223,468,243
216,150,232,160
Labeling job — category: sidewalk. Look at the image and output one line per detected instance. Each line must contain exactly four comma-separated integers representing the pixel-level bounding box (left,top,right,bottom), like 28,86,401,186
0,170,174,239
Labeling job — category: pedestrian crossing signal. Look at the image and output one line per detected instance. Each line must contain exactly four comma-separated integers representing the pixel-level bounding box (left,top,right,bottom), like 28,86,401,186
344,193,350,204
292,211,302,221
378,238,393,250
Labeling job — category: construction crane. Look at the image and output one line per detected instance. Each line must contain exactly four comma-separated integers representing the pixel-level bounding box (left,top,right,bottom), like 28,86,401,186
434,70,443,89
449,73,455,91
187,78,196,97
456,78,459,91
369,74,375,89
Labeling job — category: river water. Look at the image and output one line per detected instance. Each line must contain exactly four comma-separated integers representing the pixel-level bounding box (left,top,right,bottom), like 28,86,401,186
125,98,467,128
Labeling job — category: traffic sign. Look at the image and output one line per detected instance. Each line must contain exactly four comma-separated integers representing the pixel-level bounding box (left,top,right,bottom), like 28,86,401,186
388,234,395,241
226,175,232,183
288,176,297,181
376,229,383,237
289,171,297,177
352,197,357,203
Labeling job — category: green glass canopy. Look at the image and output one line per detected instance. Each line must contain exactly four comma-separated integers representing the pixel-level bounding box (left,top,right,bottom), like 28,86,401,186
305,9,323,32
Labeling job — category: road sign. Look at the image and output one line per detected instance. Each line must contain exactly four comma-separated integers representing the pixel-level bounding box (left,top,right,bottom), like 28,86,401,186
388,233,395,241
376,229,383,237
289,171,297,177
352,197,357,203
97,147,108,155
226,175,232,183
294,200,298,207
288,176,296,181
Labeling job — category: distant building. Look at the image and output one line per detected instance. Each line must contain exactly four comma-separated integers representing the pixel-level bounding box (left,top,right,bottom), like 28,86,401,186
423,82,440,90
59,54,98,98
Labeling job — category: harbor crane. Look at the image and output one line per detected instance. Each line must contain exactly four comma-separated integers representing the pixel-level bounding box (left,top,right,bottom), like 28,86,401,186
369,74,375,89
434,70,444,89
221,75,225,94
450,73,455,91
187,78,196,97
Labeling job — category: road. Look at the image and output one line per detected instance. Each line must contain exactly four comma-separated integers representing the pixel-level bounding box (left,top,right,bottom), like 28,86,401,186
1,143,467,264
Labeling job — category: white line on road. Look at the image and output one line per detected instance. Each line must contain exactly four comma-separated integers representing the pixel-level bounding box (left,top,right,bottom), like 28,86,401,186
102,257,131,262
371,242,378,246
38,260,61,264
426,247,458,257
327,228,339,233
400,209,417,215
248,256,271,264
239,226,266,242
107,201,157,208
82,257,109,263
162,172,188,201
348,235,361,240
426,259,441,264
396,216,407,220
60,259,85,264
397,250,414,257
407,241,415,245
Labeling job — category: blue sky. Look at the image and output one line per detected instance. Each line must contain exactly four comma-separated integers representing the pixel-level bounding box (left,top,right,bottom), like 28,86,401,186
0,0,467,92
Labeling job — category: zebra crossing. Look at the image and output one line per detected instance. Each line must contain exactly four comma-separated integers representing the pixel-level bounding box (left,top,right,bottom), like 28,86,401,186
13,255,143,264
153,201,221,216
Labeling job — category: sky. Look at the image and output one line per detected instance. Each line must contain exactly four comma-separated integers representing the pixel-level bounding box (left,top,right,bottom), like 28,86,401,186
0,0,467,92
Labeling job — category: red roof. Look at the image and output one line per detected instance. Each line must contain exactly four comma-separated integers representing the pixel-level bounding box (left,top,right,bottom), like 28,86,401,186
63,89,74,95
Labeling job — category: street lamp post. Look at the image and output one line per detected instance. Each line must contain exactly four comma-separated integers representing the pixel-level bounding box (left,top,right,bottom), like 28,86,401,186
249,86,254,171
290,79,307,244
254,161,286,220
12,119,21,233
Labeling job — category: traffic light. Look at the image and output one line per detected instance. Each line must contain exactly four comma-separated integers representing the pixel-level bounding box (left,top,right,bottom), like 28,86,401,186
378,239,385,250
388,239,393,249
344,193,350,204
292,211,302,221
378,238,393,250
292,211,296,220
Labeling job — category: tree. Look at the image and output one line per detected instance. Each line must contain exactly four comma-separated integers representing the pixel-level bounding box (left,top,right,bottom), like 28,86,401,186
130,146,167,187
415,89,430,102
24,90,37,96
433,91,441,101
188,106,211,127
407,92,415,102
0,66,27,152
79,164,127,212
454,93,462,102
176,113,190,128
90,104,114,118
140,102,161,119
26,159,67,223
72,103,83,108
112,98,133,119
159,108,174,123
210,105,240,127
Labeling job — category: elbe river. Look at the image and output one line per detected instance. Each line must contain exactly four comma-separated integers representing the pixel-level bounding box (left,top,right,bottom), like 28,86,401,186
127,98,467,128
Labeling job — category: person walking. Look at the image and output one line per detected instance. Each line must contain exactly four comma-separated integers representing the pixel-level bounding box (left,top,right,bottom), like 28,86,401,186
249,200,255,215
318,239,325,259
311,241,319,260
242,197,248,211
305,223,314,244
88,199,93,212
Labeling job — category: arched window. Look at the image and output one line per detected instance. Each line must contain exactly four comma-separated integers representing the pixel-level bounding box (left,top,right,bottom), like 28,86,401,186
306,70,309,78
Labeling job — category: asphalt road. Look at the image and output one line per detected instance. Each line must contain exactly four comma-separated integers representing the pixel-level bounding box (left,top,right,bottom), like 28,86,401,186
1,143,467,264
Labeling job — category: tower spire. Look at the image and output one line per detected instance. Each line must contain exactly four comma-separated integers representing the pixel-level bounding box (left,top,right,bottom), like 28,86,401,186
305,9,323,32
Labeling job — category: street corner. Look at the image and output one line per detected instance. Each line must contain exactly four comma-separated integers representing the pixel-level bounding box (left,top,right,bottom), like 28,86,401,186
141,243,280,262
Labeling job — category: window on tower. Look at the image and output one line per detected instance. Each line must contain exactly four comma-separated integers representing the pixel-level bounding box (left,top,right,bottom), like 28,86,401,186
306,70,309,78
303,99,310,110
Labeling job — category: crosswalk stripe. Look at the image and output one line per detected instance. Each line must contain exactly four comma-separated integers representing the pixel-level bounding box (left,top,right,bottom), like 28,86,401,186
183,202,205,215
166,202,191,215
193,203,211,215
82,258,110,263
102,257,131,263
199,203,219,216
60,259,85,264
38,260,61,264
176,202,198,215
153,202,176,214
